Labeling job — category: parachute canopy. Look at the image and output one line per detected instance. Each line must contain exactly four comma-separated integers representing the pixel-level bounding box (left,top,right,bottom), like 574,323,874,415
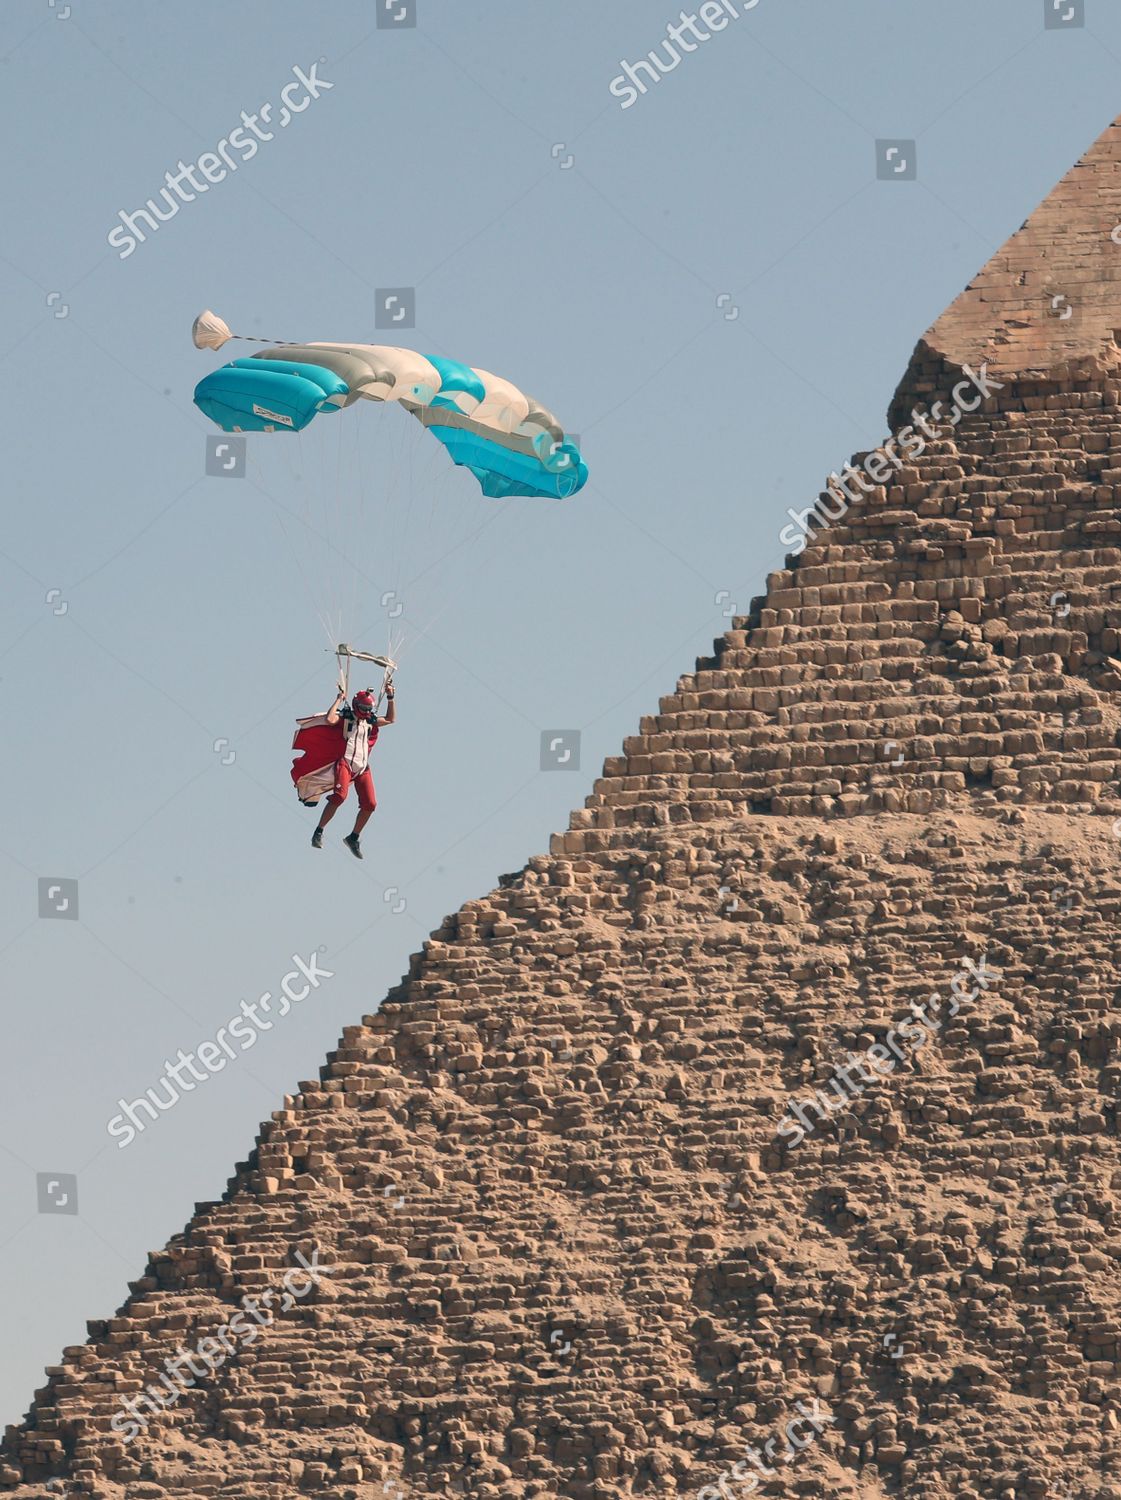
191,311,587,500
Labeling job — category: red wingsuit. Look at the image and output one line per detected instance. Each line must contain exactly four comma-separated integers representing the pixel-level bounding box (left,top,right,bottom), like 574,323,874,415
290,714,379,809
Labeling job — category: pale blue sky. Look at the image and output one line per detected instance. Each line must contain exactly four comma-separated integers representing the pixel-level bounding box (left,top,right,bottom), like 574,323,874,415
1,0,1117,1428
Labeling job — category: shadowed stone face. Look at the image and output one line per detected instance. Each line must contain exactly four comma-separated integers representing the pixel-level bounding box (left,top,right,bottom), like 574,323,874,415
9,115,1121,1500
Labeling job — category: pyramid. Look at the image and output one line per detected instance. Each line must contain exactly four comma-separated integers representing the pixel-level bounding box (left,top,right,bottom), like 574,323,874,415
8,117,1121,1500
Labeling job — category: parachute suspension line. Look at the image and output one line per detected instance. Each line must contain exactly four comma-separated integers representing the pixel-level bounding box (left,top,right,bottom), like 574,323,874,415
386,404,459,629
377,399,402,624
333,402,346,647
386,407,419,644
375,660,393,715
288,427,338,654
389,412,417,635
339,396,362,658
366,399,401,636
348,425,367,647
394,496,525,650
295,410,346,656
248,438,336,654
337,405,355,657
357,403,381,650
286,510,338,654
335,393,361,650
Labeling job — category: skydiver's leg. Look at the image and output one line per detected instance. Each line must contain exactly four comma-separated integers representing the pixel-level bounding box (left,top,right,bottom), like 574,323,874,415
316,763,350,832
351,772,377,836
345,773,377,853
316,795,343,830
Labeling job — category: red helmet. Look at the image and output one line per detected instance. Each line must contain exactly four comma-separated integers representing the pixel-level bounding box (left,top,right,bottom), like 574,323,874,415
352,690,376,718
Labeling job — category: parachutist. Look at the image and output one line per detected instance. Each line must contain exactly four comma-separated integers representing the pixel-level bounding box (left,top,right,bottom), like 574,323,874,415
296,680,396,858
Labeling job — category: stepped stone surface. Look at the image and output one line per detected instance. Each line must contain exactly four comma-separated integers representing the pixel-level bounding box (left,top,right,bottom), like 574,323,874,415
9,118,1121,1500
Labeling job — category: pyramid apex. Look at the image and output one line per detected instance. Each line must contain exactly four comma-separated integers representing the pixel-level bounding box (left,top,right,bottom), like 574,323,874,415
898,113,1121,403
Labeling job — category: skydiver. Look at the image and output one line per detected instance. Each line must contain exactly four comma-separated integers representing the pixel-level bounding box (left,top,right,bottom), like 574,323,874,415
311,681,396,859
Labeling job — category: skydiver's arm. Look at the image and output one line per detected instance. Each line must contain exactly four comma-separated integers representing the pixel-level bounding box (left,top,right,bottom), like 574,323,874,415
378,684,396,728
326,688,347,726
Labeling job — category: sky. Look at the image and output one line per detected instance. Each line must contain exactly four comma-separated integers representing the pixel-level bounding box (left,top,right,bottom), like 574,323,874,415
1,0,1118,1431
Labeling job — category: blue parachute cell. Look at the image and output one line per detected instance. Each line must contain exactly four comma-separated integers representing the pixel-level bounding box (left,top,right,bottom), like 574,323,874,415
230,359,348,405
428,426,588,500
422,355,488,413
193,364,347,433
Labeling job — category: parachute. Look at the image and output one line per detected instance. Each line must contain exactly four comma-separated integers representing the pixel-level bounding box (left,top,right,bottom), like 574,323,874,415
192,310,587,500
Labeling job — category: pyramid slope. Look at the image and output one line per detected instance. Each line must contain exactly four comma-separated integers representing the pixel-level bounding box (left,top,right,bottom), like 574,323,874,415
6,814,1121,1499
8,121,1121,1500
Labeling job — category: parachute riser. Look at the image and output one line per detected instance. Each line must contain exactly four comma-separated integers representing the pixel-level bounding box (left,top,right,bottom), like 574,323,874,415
332,644,396,709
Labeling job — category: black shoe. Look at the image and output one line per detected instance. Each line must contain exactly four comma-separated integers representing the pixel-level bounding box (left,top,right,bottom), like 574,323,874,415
343,832,363,860
311,828,323,850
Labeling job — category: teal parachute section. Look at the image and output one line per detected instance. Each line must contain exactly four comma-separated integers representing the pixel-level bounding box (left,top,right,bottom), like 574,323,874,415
191,310,587,500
